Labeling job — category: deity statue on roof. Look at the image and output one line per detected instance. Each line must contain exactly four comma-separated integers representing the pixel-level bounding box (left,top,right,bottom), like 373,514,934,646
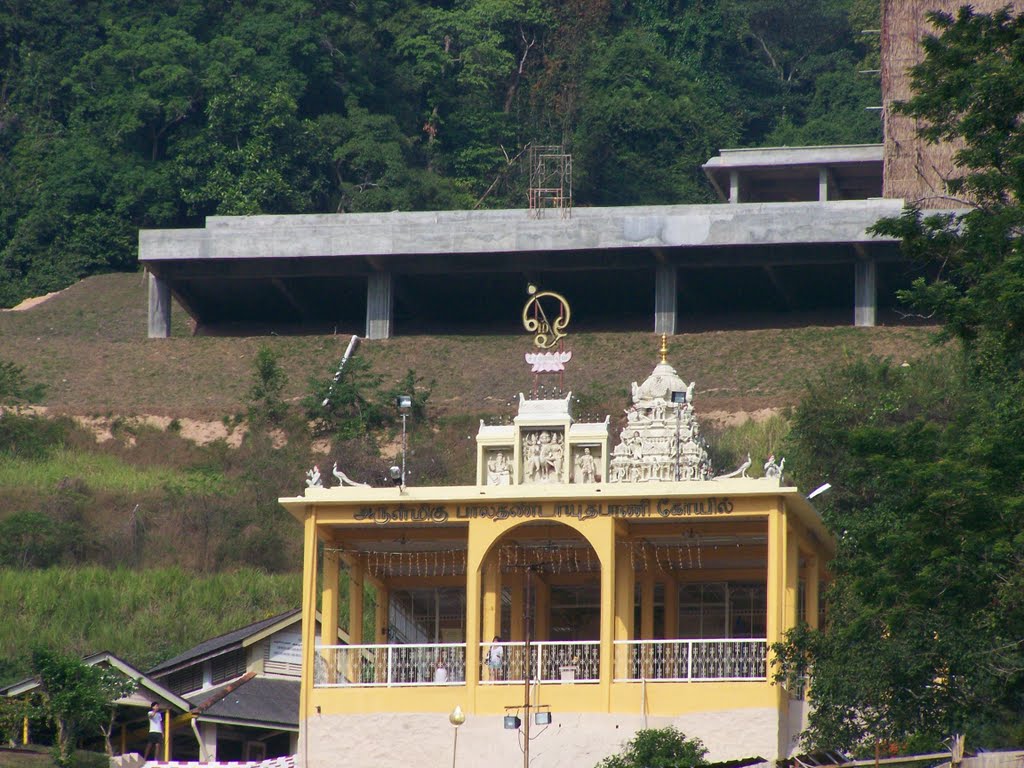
609,337,711,484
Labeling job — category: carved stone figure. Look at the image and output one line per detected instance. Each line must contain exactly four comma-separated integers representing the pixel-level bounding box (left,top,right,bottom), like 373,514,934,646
332,461,369,488
575,448,597,483
487,451,512,485
763,455,785,481
306,466,323,488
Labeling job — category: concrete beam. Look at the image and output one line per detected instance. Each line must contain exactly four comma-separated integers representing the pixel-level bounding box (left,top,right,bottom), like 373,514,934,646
654,264,677,335
138,200,907,266
854,260,877,327
147,272,171,338
365,273,393,340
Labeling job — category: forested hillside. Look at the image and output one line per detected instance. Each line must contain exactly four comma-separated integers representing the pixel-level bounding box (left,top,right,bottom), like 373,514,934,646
0,0,881,307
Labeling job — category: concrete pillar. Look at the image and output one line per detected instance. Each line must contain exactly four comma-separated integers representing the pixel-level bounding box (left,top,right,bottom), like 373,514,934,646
854,260,877,327
365,272,394,340
654,264,677,335
729,170,740,204
147,272,171,339
818,167,829,202
199,721,217,762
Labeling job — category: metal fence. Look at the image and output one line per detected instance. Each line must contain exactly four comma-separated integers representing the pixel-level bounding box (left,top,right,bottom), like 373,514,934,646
312,638,765,687
314,642,466,687
478,641,600,684
613,639,767,681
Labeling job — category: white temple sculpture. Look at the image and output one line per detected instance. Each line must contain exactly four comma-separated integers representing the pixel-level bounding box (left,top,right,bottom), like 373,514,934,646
475,347,717,485
608,355,711,483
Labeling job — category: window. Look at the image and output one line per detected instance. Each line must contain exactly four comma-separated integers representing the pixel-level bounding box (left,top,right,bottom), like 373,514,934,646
211,649,247,684
676,582,766,639
165,666,202,696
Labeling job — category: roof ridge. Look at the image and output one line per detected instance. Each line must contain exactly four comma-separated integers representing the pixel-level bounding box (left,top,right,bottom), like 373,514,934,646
191,671,257,713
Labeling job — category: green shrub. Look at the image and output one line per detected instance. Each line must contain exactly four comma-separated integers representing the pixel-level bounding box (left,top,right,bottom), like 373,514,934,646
595,726,708,768
0,413,67,459
0,511,64,568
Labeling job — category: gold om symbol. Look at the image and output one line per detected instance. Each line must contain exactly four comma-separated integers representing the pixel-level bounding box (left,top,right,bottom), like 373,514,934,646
522,285,571,349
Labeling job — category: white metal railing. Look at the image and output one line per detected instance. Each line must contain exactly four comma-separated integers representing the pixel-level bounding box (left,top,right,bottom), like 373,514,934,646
613,639,767,681
479,641,600,684
313,639,765,687
314,643,466,687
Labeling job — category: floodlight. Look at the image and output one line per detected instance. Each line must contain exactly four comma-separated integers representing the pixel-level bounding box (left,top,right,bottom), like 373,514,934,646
670,390,687,404
503,715,521,730
389,465,402,485
396,394,413,410
534,711,552,725
808,482,832,500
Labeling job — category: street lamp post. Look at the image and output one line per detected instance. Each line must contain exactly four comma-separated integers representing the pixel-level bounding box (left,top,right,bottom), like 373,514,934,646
396,395,412,486
449,705,465,768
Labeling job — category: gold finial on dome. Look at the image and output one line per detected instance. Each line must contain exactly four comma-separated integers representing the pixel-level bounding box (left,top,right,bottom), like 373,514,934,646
659,334,668,364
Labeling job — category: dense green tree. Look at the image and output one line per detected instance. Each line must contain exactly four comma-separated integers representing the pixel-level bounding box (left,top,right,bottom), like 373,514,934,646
777,6,1024,752
31,647,136,766
0,0,880,306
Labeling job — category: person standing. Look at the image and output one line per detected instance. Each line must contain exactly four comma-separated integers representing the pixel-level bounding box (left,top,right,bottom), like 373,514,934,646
487,636,504,681
142,702,163,762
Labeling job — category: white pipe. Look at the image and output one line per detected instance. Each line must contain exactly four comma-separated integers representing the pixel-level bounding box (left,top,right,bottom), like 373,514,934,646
321,335,361,407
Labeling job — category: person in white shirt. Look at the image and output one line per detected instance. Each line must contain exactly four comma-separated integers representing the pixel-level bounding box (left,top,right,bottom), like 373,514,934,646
142,702,163,761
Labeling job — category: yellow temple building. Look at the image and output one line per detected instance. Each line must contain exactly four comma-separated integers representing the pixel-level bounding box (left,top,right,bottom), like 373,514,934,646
280,342,833,768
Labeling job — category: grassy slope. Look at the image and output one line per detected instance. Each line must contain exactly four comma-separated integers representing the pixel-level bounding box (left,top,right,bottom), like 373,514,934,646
0,567,301,684
0,273,940,420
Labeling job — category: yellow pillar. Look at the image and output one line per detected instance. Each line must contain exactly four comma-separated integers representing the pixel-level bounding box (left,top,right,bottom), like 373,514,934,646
640,574,655,639
162,709,170,762
299,507,319,727
534,575,550,641
785,528,799,632
597,518,618,704
766,505,789,730
465,522,487,704
347,558,365,683
664,576,679,639
508,572,524,642
640,574,655,677
376,585,390,642
22,715,29,745
805,554,820,630
613,530,635,681
322,546,340,684
482,554,501,641
321,548,340,644
373,583,390,684
766,507,786,647
481,554,502,679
